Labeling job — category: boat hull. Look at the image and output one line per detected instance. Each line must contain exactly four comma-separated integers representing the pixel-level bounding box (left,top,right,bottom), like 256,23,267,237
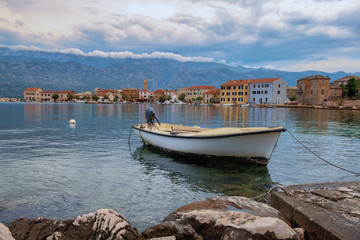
132,124,285,165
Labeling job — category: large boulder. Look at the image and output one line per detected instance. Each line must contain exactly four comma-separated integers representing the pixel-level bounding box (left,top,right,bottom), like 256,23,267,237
0,223,15,240
139,196,299,240
8,209,138,240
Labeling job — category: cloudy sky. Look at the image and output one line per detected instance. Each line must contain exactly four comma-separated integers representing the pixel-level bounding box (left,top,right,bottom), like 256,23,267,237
0,0,359,72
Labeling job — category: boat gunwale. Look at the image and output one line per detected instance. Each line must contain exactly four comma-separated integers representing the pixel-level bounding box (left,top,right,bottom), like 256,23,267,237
132,124,286,139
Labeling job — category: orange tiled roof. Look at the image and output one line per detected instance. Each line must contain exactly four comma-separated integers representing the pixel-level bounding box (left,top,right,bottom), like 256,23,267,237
188,85,216,90
204,90,215,95
24,88,41,91
154,89,165,93
220,80,251,87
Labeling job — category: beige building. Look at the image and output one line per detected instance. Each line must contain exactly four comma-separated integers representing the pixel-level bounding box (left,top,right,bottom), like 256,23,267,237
185,85,216,102
176,87,189,102
220,80,249,105
297,75,330,105
204,89,220,103
39,90,75,101
24,88,43,101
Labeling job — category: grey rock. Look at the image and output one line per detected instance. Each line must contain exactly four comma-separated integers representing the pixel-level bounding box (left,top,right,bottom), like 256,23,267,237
8,209,138,240
139,196,299,240
0,223,15,240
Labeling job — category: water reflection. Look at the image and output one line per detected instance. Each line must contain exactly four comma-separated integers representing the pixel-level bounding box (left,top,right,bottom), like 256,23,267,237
132,145,274,198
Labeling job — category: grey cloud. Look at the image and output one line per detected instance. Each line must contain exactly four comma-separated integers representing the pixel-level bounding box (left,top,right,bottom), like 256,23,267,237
15,20,24,27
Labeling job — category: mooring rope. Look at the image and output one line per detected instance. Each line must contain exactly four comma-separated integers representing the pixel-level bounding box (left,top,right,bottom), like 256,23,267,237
128,126,133,144
287,129,360,175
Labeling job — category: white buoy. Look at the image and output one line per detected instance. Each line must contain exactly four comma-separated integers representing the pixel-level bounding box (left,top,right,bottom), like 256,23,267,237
69,119,76,125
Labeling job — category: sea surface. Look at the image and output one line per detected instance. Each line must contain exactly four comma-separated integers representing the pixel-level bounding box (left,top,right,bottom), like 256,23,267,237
0,102,359,231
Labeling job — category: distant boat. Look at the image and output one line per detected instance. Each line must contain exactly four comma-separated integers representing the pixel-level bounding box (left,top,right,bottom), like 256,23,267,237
132,107,286,166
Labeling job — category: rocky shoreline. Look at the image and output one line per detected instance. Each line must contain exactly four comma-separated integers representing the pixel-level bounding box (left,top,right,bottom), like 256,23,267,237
2,181,359,240
0,196,303,240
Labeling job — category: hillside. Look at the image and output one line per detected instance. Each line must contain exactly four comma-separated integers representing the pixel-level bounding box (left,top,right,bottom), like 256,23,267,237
0,47,358,97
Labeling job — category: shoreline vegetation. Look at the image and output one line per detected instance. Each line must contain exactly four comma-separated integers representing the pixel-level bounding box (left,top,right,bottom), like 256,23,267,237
1,98,360,111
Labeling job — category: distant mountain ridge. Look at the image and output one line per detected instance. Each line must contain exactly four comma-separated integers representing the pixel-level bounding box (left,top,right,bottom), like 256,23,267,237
0,47,358,97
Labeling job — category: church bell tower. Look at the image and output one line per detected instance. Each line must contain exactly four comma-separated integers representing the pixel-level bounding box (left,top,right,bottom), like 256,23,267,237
143,77,148,91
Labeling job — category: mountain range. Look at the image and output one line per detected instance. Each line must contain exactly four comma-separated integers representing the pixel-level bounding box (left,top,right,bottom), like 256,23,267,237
0,47,358,98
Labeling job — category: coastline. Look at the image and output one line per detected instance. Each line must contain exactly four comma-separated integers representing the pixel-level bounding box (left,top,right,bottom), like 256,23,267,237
1,181,359,240
1,98,360,111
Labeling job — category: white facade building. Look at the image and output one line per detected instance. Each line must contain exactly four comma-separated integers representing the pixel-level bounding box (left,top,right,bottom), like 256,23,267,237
139,90,150,100
249,78,287,104
165,90,177,102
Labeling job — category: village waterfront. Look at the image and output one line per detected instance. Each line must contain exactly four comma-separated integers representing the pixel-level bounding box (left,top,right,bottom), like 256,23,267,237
0,102,359,231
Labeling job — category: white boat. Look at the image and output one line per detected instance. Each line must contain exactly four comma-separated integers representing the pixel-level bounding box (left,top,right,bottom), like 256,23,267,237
132,122,286,166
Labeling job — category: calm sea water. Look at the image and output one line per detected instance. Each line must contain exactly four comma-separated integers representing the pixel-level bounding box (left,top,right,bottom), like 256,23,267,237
0,102,359,231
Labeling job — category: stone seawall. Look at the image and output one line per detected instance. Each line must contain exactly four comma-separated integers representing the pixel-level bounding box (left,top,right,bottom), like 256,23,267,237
271,181,360,240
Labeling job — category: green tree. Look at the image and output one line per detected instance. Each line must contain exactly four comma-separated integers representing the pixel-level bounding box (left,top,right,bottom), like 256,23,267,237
67,93,74,101
103,94,110,100
178,93,186,102
83,95,91,101
113,95,119,103
212,93,219,103
196,96,204,102
52,93,59,102
160,95,172,102
92,94,99,101
344,78,360,98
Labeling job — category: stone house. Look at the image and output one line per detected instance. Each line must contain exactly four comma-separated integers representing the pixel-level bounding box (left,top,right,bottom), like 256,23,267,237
153,89,165,102
286,87,297,100
122,88,139,102
297,75,330,105
331,76,360,98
